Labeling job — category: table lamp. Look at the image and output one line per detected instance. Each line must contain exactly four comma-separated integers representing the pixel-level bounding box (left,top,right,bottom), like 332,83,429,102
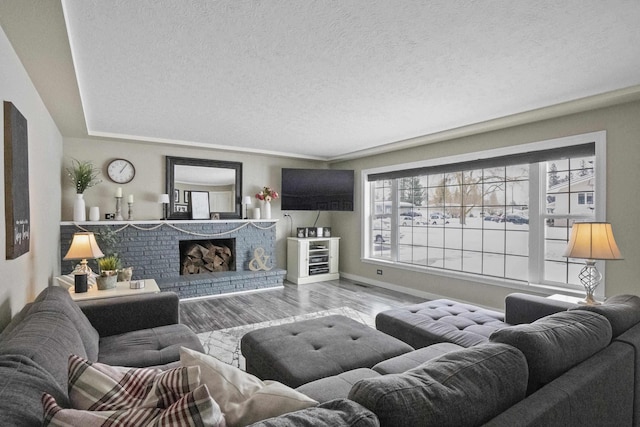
63,232,105,293
563,222,623,305
242,196,252,219
158,193,170,220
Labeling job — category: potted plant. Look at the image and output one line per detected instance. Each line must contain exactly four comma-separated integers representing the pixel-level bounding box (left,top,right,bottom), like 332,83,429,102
97,255,120,290
66,159,101,221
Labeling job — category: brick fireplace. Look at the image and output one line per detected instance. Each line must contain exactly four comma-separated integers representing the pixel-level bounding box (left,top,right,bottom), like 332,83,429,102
60,220,285,299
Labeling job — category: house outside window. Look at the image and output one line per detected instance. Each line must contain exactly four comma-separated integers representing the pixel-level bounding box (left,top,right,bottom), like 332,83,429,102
363,132,606,293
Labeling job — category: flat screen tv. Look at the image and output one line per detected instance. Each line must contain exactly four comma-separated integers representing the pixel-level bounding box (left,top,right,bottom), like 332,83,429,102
281,168,354,211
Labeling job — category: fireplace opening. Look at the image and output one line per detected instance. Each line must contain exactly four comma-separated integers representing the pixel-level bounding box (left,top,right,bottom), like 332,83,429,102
179,239,236,275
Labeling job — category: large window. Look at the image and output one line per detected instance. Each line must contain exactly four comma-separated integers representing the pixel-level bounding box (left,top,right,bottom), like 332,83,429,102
364,132,605,292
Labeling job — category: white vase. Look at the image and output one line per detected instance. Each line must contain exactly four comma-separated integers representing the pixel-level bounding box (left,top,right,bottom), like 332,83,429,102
73,193,86,222
89,206,100,221
263,201,271,219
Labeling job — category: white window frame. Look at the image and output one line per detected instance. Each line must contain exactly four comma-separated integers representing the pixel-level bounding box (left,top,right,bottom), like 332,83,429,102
361,131,607,295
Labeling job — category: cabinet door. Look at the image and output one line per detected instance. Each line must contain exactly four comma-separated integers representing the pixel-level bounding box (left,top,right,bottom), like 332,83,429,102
298,241,310,278
329,239,339,273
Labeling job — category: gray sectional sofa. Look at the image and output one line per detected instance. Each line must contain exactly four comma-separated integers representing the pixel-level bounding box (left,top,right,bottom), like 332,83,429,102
0,286,204,426
266,294,640,427
3,284,640,427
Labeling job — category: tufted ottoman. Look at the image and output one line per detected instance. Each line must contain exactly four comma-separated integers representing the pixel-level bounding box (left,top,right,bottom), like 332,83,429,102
376,299,508,349
240,315,414,387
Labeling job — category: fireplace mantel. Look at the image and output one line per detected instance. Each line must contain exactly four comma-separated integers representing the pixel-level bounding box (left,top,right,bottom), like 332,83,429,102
60,219,278,226
60,220,284,299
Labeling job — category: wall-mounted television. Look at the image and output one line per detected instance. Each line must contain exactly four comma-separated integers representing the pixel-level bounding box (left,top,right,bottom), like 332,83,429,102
281,168,354,211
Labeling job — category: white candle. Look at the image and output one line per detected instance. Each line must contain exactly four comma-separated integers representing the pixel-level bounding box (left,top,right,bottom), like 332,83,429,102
116,187,122,198
128,194,134,203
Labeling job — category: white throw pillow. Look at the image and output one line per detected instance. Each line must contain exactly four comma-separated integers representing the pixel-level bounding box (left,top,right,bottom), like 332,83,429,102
180,347,317,426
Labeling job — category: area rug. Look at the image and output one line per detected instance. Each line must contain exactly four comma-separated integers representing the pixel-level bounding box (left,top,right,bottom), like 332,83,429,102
197,307,374,369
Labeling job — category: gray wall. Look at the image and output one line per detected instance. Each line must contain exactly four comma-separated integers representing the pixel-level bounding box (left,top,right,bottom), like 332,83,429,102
62,137,330,270
0,26,64,330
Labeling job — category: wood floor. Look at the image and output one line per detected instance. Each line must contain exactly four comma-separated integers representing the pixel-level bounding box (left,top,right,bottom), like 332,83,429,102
179,278,426,334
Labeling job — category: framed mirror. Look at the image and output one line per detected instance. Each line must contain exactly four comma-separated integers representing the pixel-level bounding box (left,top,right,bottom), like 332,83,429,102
166,156,242,219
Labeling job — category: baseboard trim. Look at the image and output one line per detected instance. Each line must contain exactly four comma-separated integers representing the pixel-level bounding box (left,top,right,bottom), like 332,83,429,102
339,272,501,311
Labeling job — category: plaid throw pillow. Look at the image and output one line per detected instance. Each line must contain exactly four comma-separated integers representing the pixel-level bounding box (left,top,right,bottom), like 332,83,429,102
42,384,225,427
67,354,200,410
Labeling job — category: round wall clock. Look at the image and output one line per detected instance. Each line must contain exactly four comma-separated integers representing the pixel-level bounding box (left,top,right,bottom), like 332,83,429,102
107,158,136,184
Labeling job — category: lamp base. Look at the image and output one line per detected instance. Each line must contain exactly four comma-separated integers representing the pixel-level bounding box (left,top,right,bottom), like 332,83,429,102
74,273,88,293
578,298,601,306
578,261,602,306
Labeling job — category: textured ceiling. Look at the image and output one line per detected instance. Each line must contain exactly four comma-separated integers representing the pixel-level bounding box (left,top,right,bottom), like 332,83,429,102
20,1,640,159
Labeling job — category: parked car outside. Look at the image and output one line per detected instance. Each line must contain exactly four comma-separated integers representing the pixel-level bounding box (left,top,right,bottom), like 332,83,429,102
401,211,422,218
429,214,450,225
503,214,529,224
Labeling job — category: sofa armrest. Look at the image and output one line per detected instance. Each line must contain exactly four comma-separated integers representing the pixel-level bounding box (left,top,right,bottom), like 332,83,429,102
77,292,180,337
505,293,575,325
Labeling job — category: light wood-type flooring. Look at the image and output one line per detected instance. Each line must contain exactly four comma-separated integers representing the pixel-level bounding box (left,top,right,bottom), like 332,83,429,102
179,278,426,334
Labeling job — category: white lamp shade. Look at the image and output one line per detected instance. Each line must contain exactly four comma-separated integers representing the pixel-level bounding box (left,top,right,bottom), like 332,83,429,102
563,222,623,260
242,196,252,205
158,194,170,204
63,232,105,260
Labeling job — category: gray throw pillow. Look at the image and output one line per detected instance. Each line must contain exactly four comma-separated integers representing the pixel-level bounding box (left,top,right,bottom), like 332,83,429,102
348,343,528,427
569,294,640,337
490,310,611,393
248,399,380,427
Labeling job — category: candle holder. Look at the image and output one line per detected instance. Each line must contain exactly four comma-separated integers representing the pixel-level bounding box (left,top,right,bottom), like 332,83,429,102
114,197,123,221
128,202,134,221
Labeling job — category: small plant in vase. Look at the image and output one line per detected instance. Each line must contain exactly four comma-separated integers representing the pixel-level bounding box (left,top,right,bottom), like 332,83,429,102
97,255,120,290
66,159,101,222
255,186,279,219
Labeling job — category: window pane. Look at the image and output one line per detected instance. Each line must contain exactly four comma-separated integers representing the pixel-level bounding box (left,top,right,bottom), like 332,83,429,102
505,255,528,281
545,260,567,283
506,231,528,256
444,249,462,271
398,245,414,264
463,251,482,274
483,253,505,277
464,228,483,251
483,230,505,253
445,227,462,250
428,247,444,268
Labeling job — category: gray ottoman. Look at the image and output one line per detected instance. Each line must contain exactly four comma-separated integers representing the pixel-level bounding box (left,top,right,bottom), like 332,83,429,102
376,299,508,348
240,315,414,387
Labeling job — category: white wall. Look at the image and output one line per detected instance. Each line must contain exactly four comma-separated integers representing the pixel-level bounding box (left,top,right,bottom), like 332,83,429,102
62,137,328,269
0,26,63,330
331,100,640,310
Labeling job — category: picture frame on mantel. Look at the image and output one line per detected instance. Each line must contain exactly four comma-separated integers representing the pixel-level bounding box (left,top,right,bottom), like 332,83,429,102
4,101,30,259
190,191,210,220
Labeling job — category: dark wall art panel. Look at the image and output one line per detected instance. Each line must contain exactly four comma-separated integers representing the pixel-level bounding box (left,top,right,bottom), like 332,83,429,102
4,101,30,259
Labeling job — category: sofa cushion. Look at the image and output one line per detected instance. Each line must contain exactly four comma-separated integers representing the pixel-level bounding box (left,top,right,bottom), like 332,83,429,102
0,354,69,427
570,294,640,337
348,343,528,427
372,342,464,375
0,298,89,390
98,323,204,367
296,368,381,403
241,315,413,388
247,398,380,427
42,384,225,427
32,286,100,361
490,310,612,393
375,299,507,348
181,347,317,426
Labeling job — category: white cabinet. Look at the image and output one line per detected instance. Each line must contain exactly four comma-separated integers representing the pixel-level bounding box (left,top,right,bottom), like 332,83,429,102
287,237,340,285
